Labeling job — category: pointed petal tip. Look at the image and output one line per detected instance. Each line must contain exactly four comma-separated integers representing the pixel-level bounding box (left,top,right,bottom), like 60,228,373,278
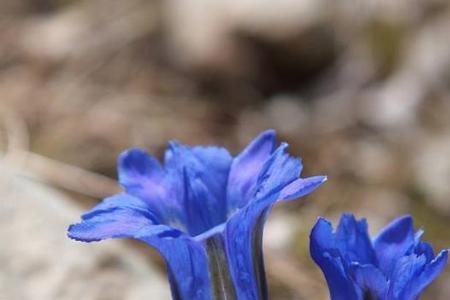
316,216,332,227
66,224,76,238
168,139,181,147
310,217,336,262
279,175,327,201
318,175,328,184
317,216,330,222
118,148,146,170
436,249,449,261
309,175,328,191
260,128,276,137
279,141,289,149
118,147,148,161
314,216,332,227
398,214,414,223
247,129,276,146
67,223,102,243
118,147,158,171
376,214,415,239
310,216,333,238
166,140,183,154
340,212,357,222
393,215,414,228
438,249,449,268
241,129,277,154
336,213,371,235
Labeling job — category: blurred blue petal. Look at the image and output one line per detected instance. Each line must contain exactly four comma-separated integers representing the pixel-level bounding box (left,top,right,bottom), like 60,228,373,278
310,214,448,300
335,214,377,265
310,218,361,300
373,215,415,277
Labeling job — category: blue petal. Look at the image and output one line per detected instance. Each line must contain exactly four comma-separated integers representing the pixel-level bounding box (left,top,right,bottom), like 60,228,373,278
117,148,182,224
415,241,435,263
189,145,232,203
118,148,165,197
413,229,436,263
224,193,276,300
184,171,226,236
69,193,213,300
350,263,388,300
164,142,232,199
310,218,360,300
164,142,232,236
373,215,415,277
140,234,213,300
81,193,152,220
335,214,377,265
224,155,325,299
226,130,276,212
254,143,303,200
279,176,327,201
67,194,178,242
164,142,232,197
401,250,448,300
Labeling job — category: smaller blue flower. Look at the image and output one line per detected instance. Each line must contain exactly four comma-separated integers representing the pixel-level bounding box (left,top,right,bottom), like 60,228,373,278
310,213,448,300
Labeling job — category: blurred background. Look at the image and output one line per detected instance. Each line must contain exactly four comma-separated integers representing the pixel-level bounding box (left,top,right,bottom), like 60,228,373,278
1,0,449,299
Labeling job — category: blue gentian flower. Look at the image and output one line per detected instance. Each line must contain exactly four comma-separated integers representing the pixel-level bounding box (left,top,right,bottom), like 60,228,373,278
68,130,326,300
310,213,449,300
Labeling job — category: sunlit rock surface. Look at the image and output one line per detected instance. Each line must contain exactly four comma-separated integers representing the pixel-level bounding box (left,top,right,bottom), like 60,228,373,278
0,164,170,300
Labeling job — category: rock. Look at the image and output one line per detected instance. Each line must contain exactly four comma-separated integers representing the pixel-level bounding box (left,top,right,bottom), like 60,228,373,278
263,95,310,137
164,0,329,69
20,0,158,63
263,208,299,254
362,11,450,132
163,0,337,93
413,134,450,215
0,163,170,300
